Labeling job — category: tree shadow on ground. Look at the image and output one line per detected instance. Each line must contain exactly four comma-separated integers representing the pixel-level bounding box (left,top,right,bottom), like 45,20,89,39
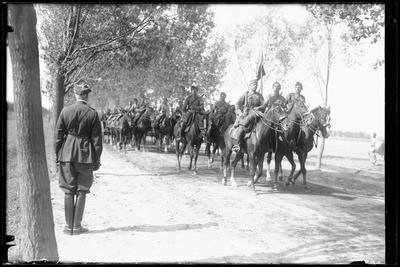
85,222,218,235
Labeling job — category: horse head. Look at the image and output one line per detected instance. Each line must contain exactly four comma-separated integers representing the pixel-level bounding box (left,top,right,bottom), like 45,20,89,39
308,106,331,138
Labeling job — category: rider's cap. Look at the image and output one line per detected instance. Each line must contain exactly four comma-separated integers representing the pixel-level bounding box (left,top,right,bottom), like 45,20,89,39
74,83,91,95
220,92,226,97
249,79,258,86
295,82,303,89
191,85,199,91
273,82,281,88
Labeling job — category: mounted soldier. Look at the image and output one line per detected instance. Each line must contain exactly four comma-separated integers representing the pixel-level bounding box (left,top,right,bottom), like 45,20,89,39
177,85,206,141
207,92,230,136
286,81,306,113
260,81,287,113
132,93,149,127
154,97,170,126
231,79,265,152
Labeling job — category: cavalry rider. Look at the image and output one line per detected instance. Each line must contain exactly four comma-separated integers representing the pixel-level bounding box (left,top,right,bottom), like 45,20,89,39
177,85,206,140
155,97,170,126
286,81,306,113
132,92,149,126
232,79,265,152
207,92,230,136
259,81,287,113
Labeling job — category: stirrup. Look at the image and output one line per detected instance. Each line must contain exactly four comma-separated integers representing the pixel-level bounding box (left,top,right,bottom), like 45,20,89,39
232,144,240,153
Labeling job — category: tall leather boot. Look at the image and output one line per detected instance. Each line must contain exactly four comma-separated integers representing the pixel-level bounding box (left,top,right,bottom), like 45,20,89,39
63,193,74,235
72,192,89,235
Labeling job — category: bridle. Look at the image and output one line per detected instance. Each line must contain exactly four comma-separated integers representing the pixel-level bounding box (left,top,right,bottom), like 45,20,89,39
253,106,287,133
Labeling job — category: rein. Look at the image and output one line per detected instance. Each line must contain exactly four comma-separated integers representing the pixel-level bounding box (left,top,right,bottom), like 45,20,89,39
253,108,285,133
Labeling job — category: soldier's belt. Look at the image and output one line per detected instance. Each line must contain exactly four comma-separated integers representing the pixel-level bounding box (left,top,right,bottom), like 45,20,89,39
68,132,91,141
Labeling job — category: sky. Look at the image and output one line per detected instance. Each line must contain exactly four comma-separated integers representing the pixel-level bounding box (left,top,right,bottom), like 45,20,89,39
6,4,385,137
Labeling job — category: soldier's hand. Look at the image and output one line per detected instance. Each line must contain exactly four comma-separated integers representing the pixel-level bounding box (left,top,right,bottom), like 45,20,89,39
93,162,101,171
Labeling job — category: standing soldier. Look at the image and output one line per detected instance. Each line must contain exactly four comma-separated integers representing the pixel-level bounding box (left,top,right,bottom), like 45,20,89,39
231,79,265,152
155,97,170,126
207,92,230,136
177,85,206,140
55,83,103,235
286,81,306,113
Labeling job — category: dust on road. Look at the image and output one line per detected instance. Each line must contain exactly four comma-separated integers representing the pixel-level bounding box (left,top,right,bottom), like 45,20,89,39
48,143,384,264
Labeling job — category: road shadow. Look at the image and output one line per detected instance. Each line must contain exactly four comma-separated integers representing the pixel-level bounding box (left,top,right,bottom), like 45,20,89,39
85,222,218,235
253,181,357,201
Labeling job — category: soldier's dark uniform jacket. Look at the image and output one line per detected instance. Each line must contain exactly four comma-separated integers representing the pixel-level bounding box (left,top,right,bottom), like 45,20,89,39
211,100,230,125
55,101,103,165
180,94,205,134
260,93,287,111
234,90,265,132
286,92,305,112
235,91,265,112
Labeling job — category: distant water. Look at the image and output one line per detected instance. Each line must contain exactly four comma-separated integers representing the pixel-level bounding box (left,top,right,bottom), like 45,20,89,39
309,137,374,160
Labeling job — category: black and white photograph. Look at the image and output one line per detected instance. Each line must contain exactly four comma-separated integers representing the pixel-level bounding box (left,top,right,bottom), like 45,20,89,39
4,2,394,264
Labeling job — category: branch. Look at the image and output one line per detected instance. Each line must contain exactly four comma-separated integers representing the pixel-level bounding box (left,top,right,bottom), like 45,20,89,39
62,5,82,65
71,11,154,56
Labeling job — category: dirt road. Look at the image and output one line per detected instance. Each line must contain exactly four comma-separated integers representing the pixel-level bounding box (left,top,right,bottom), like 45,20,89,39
50,143,384,264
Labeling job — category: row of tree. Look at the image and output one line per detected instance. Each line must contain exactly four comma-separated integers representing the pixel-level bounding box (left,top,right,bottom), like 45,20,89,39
36,4,227,123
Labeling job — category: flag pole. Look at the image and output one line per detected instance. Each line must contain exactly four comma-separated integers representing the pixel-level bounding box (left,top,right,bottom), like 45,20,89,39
259,43,263,96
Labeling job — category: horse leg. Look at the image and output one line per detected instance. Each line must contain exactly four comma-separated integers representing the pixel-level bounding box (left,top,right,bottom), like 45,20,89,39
206,142,212,168
230,152,243,187
252,154,265,185
278,161,284,181
176,140,181,172
302,153,309,190
273,153,283,191
266,151,272,182
193,144,200,175
212,144,218,164
223,149,232,186
285,151,296,186
188,145,194,171
247,152,256,191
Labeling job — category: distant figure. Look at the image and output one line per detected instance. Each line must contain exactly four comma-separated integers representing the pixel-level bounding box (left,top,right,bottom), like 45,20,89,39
368,132,384,165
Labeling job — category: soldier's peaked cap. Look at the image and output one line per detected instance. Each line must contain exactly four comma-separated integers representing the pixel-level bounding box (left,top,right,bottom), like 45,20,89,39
249,79,258,86
273,81,281,87
74,84,91,95
191,85,199,91
295,82,303,88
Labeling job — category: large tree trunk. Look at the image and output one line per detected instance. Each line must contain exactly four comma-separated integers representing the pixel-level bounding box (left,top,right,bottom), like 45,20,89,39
8,4,59,262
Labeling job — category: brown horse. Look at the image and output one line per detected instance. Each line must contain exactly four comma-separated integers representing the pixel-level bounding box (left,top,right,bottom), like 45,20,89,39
152,115,175,153
131,107,154,152
174,111,205,174
222,106,287,191
264,101,309,188
292,106,331,189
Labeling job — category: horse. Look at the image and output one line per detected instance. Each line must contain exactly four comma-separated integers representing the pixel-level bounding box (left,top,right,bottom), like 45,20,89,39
131,107,154,152
222,106,287,191
205,107,236,170
369,140,385,165
152,114,175,153
263,101,309,188
292,105,331,189
174,110,206,174
110,112,131,152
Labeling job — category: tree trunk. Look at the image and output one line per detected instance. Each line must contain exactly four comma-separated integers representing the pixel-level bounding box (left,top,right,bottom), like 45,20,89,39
316,25,333,169
53,70,65,128
8,4,59,262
